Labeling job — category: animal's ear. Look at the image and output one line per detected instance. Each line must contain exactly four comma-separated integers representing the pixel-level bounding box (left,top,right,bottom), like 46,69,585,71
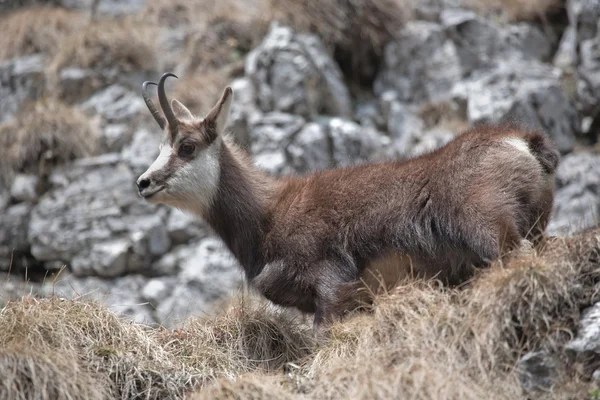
171,99,194,120
205,87,232,135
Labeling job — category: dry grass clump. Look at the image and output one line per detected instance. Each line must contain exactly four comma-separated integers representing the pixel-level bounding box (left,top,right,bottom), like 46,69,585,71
470,231,600,364
0,347,109,400
0,297,199,399
0,7,85,61
467,0,563,21
49,16,158,74
3,229,599,399
170,68,234,117
190,374,294,400
158,297,314,383
0,99,99,186
189,229,600,399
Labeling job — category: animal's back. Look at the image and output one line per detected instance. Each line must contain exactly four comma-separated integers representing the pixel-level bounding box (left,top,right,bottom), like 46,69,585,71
266,125,558,286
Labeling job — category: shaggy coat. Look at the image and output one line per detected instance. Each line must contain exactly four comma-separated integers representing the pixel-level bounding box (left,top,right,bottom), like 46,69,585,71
137,74,559,327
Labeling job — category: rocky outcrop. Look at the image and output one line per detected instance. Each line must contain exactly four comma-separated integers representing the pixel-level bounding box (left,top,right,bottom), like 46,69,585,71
548,152,600,236
0,54,45,122
246,23,352,119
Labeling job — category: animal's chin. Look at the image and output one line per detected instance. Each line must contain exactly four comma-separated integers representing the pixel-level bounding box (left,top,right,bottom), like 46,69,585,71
142,188,167,203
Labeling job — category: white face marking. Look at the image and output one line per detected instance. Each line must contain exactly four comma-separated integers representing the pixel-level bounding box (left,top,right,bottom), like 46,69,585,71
503,137,532,156
140,142,173,180
138,137,222,217
164,140,221,215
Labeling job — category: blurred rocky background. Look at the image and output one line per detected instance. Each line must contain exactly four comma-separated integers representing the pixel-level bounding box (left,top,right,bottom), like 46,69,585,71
0,0,598,326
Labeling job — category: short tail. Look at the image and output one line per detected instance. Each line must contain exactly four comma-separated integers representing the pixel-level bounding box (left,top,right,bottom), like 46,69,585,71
525,132,560,174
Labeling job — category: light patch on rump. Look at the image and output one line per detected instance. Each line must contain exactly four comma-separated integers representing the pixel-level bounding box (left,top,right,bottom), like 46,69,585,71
503,137,533,157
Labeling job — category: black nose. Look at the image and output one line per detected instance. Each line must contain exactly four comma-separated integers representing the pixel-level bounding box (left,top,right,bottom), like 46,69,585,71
137,178,150,192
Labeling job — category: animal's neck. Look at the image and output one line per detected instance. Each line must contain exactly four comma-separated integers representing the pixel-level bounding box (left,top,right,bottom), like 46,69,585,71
204,140,276,278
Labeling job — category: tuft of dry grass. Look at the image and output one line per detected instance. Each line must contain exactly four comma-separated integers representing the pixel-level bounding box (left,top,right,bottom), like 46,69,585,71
0,347,109,400
0,7,85,61
0,99,99,186
2,229,599,399
49,16,158,74
170,68,235,117
467,0,563,21
157,297,314,383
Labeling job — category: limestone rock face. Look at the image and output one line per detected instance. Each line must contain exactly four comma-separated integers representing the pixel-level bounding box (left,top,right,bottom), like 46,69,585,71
0,54,45,122
548,152,600,236
246,23,352,119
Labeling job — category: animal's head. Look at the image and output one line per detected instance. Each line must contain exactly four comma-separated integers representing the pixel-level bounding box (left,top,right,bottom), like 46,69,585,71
136,73,232,214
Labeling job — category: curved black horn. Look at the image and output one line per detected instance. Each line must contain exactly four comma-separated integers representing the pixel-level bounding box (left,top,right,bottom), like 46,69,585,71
157,72,179,130
142,81,166,129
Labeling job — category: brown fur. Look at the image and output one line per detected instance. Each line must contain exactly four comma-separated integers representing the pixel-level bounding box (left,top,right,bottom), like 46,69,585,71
139,86,560,329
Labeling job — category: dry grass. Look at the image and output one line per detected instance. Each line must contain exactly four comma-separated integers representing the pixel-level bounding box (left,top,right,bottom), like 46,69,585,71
0,7,85,61
170,68,235,117
467,0,563,21
0,99,99,186
1,230,599,400
49,16,158,74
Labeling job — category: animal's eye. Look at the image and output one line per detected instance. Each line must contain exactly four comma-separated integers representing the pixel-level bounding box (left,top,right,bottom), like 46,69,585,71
179,143,195,157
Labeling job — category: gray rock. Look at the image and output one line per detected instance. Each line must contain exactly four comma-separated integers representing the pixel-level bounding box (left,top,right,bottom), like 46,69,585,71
287,122,332,173
229,77,262,149
57,68,100,104
504,23,552,62
0,188,9,211
441,9,506,72
254,151,289,175
355,101,385,131
518,350,559,391
151,244,197,276
567,302,600,354
554,26,578,70
454,60,579,153
0,54,46,122
250,112,304,175
121,127,162,176
10,174,38,203
0,203,32,270
141,277,173,305
410,127,456,157
246,23,352,118
327,118,391,167
387,102,426,155
569,0,600,42
27,154,168,277
167,209,208,245
548,152,600,236
41,273,154,324
155,237,242,326
577,34,600,116
412,0,466,21
374,21,462,104
81,85,145,123
101,124,130,152
61,0,145,16
71,238,129,277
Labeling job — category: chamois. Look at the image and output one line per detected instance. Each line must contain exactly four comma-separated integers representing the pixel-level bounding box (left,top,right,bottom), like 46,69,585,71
137,73,559,328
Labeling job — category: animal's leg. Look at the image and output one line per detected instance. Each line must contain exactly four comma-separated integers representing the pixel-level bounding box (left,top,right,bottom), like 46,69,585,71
312,260,363,331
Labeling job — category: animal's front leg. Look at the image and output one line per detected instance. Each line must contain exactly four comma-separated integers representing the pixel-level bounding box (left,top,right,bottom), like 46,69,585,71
312,264,363,332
